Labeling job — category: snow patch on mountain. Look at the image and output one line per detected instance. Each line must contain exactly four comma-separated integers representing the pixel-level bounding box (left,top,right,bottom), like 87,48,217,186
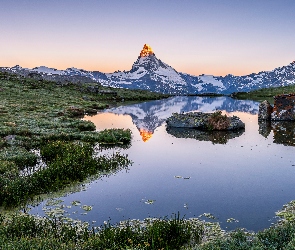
32,66,64,75
199,75,225,90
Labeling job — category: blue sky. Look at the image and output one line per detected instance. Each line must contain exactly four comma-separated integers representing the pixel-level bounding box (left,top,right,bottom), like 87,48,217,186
1,0,294,76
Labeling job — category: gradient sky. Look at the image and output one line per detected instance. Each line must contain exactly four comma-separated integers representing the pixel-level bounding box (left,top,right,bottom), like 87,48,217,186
1,0,295,76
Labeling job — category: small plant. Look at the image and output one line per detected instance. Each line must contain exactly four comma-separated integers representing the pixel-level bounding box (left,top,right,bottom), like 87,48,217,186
0,160,19,179
97,128,132,145
208,111,230,130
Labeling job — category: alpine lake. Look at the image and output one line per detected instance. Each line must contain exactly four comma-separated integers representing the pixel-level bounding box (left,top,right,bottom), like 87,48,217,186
29,96,295,232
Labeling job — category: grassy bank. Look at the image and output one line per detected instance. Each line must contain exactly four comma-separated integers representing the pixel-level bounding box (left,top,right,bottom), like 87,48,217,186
1,207,295,249
232,84,295,103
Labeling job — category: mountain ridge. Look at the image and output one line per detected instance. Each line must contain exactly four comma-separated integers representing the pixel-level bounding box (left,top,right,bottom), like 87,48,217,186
1,45,295,94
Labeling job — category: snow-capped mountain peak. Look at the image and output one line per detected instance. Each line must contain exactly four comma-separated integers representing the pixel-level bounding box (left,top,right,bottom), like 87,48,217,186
104,44,187,91
1,44,295,95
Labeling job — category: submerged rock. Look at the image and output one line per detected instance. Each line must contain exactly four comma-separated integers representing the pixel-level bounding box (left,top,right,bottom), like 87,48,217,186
166,111,245,131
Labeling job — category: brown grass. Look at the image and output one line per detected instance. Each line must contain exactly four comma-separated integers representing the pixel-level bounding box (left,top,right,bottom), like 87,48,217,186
208,111,230,130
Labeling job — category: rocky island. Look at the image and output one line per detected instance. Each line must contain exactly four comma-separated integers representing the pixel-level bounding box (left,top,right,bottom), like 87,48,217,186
166,111,245,130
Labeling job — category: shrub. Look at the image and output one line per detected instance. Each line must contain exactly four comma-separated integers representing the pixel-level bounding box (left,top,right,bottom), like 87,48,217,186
0,160,19,179
97,128,132,144
208,111,230,130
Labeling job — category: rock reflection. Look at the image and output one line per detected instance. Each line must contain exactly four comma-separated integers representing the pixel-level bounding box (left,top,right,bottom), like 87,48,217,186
166,127,245,144
258,120,272,138
259,121,295,146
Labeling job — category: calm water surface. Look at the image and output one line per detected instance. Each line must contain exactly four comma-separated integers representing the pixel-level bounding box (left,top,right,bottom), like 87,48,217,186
30,96,295,231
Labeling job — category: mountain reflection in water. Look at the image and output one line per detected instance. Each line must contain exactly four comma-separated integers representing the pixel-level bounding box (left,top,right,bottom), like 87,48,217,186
104,96,258,140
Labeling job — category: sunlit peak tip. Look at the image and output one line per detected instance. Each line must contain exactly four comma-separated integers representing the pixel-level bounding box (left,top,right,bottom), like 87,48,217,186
140,44,154,57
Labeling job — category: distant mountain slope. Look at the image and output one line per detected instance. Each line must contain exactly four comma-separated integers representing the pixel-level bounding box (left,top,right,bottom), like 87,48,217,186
1,65,98,84
1,44,295,94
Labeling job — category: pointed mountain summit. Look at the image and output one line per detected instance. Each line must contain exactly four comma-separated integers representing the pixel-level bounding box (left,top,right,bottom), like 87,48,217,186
103,44,188,94
139,44,154,57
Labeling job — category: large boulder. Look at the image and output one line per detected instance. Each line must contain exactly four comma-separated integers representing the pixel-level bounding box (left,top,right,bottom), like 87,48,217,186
166,111,245,131
271,94,295,121
260,94,295,121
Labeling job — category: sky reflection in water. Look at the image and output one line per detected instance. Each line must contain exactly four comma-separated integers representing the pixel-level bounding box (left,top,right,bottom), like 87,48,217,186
30,96,295,231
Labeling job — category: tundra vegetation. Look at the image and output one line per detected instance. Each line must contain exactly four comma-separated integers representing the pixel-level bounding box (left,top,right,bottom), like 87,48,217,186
232,84,295,103
2,71,295,249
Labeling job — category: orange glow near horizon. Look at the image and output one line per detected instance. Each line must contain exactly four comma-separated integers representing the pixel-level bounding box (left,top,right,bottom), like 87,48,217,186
1,62,267,77
2,47,293,77
140,44,154,57
139,128,153,142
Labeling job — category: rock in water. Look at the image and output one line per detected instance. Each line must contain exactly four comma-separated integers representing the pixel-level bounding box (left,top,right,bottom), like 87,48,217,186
258,100,273,120
271,94,295,121
166,111,245,130
259,94,295,121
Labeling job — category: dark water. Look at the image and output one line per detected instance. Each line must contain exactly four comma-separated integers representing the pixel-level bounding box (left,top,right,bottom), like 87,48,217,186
29,96,295,231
